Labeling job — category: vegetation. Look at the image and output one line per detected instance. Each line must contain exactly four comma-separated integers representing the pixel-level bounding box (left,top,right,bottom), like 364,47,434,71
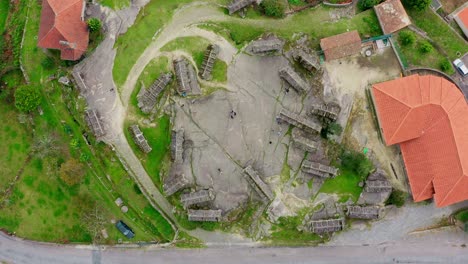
321,122,343,139
340,151,373,178
0,0,174,243
419,41,433,53
87,18,102,33
440,59,451,72
59,159,85,186
402,0,431,11
386,189,407,207
14,85,42,112
0,0,9,32
455,210,468,223
398,31,416,46
260,0,286,18
268,216,323,246
358,0,380,11
98,0,130,10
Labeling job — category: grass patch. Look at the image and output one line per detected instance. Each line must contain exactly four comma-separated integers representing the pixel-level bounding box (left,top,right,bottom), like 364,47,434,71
0,0,9,32
205,7,382,48
397,29,455,74
124,115,172,187
267,215,323,246
319,168,364,202
407,9,468,61
98,0,130,10
456,210,468,222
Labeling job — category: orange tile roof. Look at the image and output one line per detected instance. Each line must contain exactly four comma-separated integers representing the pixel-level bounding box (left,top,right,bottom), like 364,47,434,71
458,7,468,28
372,75,468,207
320,31,361,61
38,0,89,61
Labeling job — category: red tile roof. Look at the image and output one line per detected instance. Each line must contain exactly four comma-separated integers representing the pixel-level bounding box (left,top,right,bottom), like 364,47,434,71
38,0,89,61
372,75,468,207
454,7,468,38
320,31,361,61
374,0,411,35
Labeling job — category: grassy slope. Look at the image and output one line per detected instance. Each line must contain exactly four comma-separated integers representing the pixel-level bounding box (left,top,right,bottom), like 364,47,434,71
0,0,174,243
407,8,468,61
319,168,364,202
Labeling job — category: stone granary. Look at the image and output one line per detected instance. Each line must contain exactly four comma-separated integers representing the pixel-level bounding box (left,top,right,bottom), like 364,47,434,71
292,50,321,72
250,37,283,55
128,125,152,153
171,129,185,162
277,109,322,134
301,161,339,179
279,66,309,94
305,218,345,234
188,209,222,222
84,109,105,138
346,205,382,220
181,189,215,208
199,44,220,80
173,58,200,96
310,103,341,121
227,0,255,15
137,73,172,113
243,166,274,202
163,165,189,196
358,169,393,205
291,129,319,153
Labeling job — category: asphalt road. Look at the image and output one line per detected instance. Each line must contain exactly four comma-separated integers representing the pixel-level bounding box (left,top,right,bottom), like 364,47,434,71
1,232,468,264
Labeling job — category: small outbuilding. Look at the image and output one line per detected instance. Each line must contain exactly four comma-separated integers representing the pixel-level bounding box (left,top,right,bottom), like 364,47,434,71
374,0,411,35
320,31,362,61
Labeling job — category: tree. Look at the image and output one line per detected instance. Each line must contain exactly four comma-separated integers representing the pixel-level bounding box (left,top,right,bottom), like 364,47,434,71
260,0,286,18
32,133,60,159
341,151,374,178
419,41,433,53
398,31,415,46
81,202,108,242
402,0,431,11
87,18,101,33
386,189,407,207
59,158,85,186
358,0,379,11
14,85,41,112
440,59,451,72
321,122,343,139
41,57,55,70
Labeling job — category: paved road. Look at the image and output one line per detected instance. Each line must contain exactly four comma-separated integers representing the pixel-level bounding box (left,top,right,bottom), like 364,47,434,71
1,232,468,264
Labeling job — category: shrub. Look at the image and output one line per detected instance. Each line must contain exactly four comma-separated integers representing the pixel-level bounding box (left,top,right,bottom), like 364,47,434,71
41,57,55,70
386,189,407,207
321,122,343,139
419,41,433,53
402,0,431,11
358,0,379,11
340,151,374,178
260,0,286,18
59,159,85,186
440,59,451,72
14,85,42,112
399,31,416,46
87,18,101,33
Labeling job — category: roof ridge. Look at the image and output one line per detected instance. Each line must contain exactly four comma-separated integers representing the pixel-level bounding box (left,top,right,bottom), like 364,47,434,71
374,83,413,108
437,170,465,206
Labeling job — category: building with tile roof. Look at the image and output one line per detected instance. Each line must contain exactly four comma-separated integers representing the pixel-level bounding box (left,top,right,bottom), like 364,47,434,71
454,6,468,39
38,0,89,61
320,31,361,61
372,75,468,207
374,0,411,35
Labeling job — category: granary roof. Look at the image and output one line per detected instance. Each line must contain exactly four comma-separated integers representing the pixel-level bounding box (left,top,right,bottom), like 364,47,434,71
374,0,411,35
38,0,89,61
372,74,468,207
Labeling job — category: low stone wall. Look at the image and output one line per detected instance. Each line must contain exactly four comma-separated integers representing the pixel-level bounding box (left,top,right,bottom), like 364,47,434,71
322,0,353,7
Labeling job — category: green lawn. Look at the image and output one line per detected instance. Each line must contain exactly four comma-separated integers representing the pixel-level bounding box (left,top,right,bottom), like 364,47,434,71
407,8,468,61
319,168,364,202
0,0,174,243
397,29,454,75
455,210,468,222
0,0,9,32
98,0,130,10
